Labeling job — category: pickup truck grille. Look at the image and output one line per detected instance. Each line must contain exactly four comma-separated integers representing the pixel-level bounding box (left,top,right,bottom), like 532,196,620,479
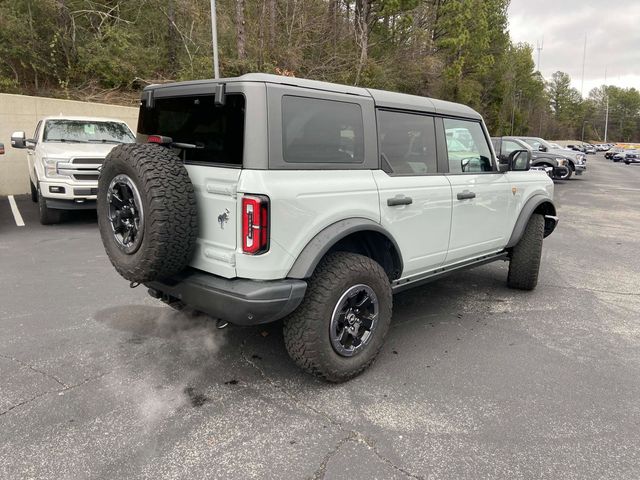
57,157,104,182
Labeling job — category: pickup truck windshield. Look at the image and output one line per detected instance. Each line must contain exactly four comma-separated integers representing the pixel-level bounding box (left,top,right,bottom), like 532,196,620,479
43,120,135,144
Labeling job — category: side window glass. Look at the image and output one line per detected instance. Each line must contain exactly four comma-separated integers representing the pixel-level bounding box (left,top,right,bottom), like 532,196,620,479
444,119,493,173
282,96,364,164
502,140,521,155
378,110,437,175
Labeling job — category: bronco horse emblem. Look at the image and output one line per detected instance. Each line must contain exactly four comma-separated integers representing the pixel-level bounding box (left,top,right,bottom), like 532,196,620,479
218,209,230,229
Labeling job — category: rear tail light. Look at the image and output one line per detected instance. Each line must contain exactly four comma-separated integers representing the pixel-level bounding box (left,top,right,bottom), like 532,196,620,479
147,135,172,144
242,195,270,255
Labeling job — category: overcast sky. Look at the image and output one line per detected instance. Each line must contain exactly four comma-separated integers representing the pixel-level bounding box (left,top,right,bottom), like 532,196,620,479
508,0,640,96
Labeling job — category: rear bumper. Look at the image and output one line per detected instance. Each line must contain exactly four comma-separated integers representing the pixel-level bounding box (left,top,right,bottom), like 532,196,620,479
147,269,307,326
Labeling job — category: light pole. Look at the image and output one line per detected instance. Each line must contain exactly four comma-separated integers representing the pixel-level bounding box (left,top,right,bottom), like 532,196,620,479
604,88,610,143
210,0,220,79
510,90,522,136
604,69,609,143
581,120,589,143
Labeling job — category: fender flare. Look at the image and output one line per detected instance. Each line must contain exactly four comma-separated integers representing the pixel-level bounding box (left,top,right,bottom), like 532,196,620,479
506,195,557,248
287,218,404,279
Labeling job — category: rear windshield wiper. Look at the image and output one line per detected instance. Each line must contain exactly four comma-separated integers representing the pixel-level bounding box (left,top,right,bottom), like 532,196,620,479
171,142,204,149
147,135,204,150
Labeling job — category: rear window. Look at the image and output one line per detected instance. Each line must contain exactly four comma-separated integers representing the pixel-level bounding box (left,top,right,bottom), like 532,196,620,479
282,96,364,164
138,94,245,165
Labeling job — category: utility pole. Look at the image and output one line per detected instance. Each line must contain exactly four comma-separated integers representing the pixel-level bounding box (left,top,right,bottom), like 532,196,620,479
210,0,220,79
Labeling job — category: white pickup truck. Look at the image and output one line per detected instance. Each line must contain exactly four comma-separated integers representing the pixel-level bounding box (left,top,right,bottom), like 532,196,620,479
96,74,558,382
11,116,135,224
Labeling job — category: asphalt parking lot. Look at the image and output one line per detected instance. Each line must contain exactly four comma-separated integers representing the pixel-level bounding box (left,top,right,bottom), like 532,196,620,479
1,153,639,479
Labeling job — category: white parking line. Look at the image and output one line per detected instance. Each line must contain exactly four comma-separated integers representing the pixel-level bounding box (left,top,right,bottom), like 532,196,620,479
8,195,25,227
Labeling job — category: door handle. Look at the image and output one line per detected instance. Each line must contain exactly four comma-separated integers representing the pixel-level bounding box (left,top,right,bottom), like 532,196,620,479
457,190,476,200
387,195,413,207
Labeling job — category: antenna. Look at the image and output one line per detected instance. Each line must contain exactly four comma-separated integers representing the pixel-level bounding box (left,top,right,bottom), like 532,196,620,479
536,38,544,73
604,67,609,143
580,34,587,97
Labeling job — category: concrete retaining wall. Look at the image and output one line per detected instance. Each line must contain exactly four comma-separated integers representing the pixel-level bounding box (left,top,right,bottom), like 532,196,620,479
0,94,138,196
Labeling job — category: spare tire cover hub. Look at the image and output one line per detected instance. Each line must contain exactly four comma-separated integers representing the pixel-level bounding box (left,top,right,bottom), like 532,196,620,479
107,174,144,254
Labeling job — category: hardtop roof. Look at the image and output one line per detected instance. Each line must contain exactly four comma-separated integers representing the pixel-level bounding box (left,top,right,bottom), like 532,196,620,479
144,73,482,120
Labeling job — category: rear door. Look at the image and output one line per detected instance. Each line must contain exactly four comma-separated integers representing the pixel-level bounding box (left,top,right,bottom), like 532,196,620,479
138,84,255,278
441,117,511,264
373,109,452,278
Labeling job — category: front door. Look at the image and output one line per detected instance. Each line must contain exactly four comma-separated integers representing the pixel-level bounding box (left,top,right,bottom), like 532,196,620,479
441,118,511,264
373,110,452,278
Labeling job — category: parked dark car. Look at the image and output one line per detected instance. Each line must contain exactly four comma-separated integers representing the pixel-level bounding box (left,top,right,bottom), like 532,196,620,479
517,137,587,179
612,151,627,162
492,137,570,180
623,152,640,165
605,147,622,160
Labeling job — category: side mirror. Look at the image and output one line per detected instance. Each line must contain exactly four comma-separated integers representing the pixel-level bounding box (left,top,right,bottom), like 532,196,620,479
508,149,531,171
11,131,27,149
538,145,547,152
497,154,510,172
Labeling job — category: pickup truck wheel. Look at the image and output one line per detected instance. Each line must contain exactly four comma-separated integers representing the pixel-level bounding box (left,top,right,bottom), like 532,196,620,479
558,164,573,180
37,185,62,225
30,179,38,203
507,213,544,290
97,144,198,283
283,252,392,382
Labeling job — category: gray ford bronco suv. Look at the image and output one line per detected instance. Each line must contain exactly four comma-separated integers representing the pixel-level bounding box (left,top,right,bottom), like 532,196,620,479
97,74,558,382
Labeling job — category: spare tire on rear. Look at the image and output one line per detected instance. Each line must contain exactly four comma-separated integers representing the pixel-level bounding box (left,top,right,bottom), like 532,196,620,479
97,143,198,283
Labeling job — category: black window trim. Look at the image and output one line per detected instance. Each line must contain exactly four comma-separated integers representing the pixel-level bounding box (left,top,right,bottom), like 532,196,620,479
267,84,378,171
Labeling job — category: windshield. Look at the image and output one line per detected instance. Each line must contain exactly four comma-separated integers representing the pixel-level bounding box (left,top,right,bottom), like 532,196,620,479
43,120,135,144
522,137,553,151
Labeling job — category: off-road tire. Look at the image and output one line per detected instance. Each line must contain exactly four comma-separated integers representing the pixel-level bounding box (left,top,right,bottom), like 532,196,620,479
507,213,544,290
283,252,392,383
30,179,38,203
97,143,198,283
37,185,62,225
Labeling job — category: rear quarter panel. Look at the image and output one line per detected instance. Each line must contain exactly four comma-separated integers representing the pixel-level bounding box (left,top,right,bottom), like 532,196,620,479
234,169,381,280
